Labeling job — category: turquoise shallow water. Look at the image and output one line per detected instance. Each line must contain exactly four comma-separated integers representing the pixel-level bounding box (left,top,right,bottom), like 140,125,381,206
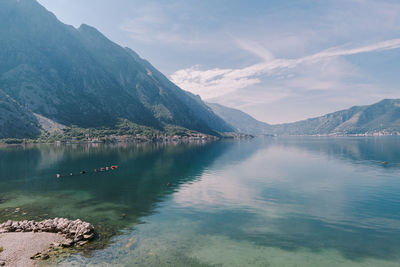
1,137,400,266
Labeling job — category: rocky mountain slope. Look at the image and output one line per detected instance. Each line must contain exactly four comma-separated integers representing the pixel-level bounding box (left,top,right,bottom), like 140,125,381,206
207,103,271,135
0,90,40,138
0,0,233,139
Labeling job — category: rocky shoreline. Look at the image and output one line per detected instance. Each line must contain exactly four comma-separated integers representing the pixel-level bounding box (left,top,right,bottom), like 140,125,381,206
0,218,95,266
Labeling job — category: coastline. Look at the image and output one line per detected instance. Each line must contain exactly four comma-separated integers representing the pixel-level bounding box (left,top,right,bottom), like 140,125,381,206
0,232,66,267
0,219,95,267
0,132,253,146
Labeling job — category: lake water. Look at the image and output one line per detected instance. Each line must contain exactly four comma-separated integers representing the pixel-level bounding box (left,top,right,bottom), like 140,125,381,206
1,137,400,266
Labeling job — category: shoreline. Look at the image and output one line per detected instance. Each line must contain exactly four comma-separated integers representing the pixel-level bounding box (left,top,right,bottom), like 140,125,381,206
0,132,254,146
0,219,95,267
2,132,400,146
0,232,66,266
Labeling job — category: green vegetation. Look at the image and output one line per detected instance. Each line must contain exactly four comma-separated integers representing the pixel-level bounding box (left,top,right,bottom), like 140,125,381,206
0,119,218,144
163,124,202,137
0,138,24,144
36,120,160,143
0,246,3,253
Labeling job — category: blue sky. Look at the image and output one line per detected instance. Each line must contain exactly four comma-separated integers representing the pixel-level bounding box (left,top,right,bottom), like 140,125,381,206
38,0,400,124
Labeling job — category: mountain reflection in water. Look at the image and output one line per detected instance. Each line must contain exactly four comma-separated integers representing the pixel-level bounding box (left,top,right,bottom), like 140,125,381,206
1,137,400,266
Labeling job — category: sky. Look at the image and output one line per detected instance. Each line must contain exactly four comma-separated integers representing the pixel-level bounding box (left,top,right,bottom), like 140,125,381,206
37,0,400,124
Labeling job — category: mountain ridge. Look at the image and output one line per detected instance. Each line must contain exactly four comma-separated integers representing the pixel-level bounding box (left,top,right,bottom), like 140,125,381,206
207,102,271,135
270,99,400,135
0,0,233,139
207,99,400,136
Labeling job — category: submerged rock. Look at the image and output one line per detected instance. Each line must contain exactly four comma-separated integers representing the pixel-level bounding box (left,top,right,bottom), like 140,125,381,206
61,239,74,248
77,240,89,246
30,252,49,260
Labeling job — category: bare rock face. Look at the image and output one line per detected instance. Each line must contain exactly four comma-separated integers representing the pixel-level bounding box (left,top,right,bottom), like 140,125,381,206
0,218,95,246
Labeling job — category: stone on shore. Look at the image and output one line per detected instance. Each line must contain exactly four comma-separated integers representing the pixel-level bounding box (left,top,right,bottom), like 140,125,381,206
0,218,95,243
0,218,95,266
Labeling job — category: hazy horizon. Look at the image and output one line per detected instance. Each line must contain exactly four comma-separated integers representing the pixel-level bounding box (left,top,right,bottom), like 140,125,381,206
37,0,400,124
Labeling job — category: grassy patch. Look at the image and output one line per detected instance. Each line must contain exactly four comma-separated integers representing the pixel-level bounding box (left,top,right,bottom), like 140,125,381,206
0,119,218,144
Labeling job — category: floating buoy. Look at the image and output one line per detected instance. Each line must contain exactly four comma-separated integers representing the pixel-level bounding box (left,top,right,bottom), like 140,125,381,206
70,173,73,176
56,174,61,178
125,237,134,249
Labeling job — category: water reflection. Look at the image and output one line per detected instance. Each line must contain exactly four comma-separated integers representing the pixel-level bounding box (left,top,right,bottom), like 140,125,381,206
1,137,400,266
166,137,400,264
274,136,400,169
0,141,263,248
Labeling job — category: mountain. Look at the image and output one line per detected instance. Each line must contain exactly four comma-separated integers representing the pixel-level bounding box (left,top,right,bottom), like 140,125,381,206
0,90,40,138
271,99,400,135
208,99,400,136
0,0,233,139
207,103,271,135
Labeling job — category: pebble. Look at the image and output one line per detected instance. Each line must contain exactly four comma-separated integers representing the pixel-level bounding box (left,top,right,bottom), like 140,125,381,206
77,240,88,246
30,252,49,260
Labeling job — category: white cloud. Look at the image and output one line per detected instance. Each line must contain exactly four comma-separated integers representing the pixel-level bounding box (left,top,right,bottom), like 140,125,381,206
170,65,261,99
119,2,220,47
233,38,275,61
170,38,400,100
119,3,195,45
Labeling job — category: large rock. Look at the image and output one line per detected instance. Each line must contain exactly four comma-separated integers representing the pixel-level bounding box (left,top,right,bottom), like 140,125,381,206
0,218,95,247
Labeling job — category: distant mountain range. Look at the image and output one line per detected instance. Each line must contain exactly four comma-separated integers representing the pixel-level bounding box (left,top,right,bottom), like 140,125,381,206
270,99,400,135
0,0,232,139
207,103,271,135
210,99,400,136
